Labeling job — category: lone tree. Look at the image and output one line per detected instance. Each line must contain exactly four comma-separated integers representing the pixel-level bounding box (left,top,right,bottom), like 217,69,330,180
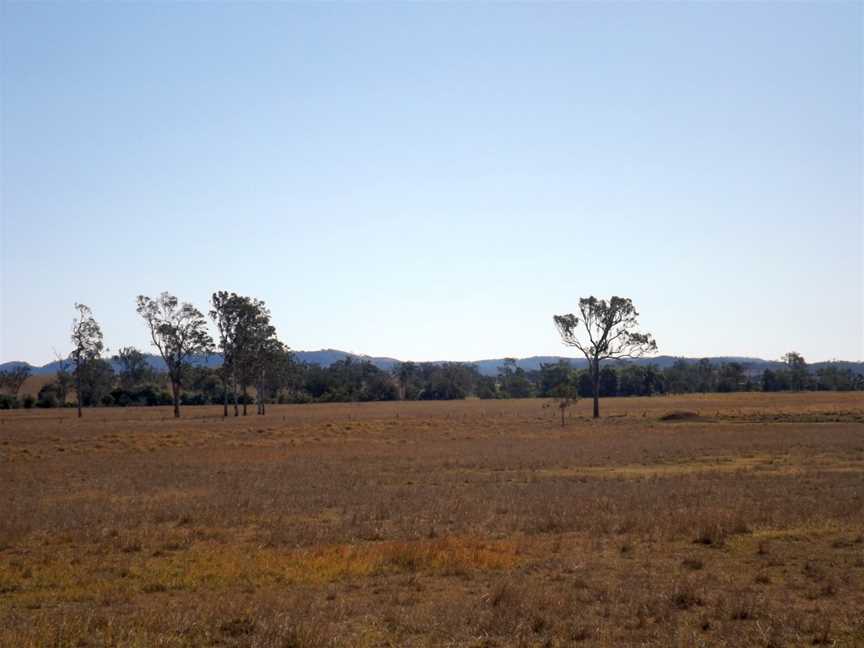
136,292,213,418
554,296,657,418
70,303,104,418
547,378,579,427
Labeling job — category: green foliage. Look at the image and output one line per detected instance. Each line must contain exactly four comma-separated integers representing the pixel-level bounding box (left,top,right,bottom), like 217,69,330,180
537,361,573,397
108,384,173,407
209,291,288,415
70,302,105,416
0,394,18,409
554,296,657,418
599,366,619,397
36,383,61,408
79,358,115,406
815,363,860,391
113,347,153,388
136,292,213,417
782,351,809,391
497,359,535,398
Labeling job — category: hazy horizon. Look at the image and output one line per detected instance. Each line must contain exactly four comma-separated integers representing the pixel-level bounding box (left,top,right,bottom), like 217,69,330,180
2,342,861,370
2,3,862,365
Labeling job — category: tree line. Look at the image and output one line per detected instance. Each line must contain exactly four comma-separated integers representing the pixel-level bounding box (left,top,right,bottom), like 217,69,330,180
0,294,860,415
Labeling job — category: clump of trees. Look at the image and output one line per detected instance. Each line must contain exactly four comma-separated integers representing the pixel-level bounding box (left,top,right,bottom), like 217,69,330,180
209,292,288,417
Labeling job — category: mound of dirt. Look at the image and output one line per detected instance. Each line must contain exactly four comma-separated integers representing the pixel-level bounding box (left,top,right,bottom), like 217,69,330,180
659,410,701,422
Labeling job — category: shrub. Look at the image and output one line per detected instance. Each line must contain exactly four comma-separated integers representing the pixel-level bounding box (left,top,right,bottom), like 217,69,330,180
137,386,173,406
279,391,313,404
181,393,207,406
21,394,35,409
0,394,17,409
113,390,133,407
36,392,58,408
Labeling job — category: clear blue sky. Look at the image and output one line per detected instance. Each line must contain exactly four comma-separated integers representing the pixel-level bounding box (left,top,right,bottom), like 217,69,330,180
1,2,861,365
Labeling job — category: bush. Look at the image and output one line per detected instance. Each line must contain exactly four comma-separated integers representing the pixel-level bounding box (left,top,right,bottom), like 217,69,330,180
101,394,115,407
136,386,172,406
37,383,61,408
279,391,313,404
21,394,35,409
36,392,58,408
360,375,399,402
181,393,208,406
0,394,18,409
111,389,133,407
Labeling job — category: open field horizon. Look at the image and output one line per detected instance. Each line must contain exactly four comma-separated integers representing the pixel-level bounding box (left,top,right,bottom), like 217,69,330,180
1,392,862,646
3,2,862,645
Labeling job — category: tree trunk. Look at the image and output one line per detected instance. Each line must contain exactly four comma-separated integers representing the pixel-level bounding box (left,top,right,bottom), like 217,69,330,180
223,382,228,418
592,359,600,419
242,386,248,416
232,374,239,416
560,406,565,427
258,374,265,415
172,380,180,418
76,364,82,418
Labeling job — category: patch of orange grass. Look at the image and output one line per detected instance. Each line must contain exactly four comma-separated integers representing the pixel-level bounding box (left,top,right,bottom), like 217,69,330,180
217,535,522,584
0,536,522,606
302,536,521,578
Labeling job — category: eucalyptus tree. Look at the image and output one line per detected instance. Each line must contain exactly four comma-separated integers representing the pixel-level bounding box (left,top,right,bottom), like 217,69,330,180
235,298,285,415
52,349,73,406
70,303,104,418
254,337,288,415
210,291,246,417
553,296,657,418
393,361,418,400
112,346,153,389
0,366,30,398
136,292,213,418
782,351,808,391
231,297,270,415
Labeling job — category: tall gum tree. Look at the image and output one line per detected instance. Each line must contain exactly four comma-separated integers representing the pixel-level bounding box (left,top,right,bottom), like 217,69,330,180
136,292,213,418
233,297,277,416
210,291,246,417
554,296,657,418
70,303,104,418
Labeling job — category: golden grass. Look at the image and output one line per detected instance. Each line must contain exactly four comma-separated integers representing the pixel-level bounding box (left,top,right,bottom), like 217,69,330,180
1,392,863,646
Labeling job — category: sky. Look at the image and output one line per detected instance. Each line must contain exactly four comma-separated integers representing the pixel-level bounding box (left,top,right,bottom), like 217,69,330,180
1,2,862,366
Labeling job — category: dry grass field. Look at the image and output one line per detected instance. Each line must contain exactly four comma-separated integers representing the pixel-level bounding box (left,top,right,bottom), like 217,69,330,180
1,393,862,647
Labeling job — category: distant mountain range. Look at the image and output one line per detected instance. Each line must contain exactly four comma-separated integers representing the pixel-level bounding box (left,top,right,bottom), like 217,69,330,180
2,350,862,377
